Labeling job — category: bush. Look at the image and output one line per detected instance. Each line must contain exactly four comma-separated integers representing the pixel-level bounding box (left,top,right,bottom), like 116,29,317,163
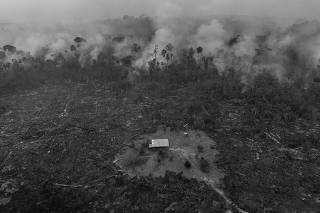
242,72,317,125
0,68,46,94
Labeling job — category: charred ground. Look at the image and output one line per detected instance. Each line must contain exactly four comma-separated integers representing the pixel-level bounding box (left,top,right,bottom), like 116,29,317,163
0,16,320,213
0,61,319,212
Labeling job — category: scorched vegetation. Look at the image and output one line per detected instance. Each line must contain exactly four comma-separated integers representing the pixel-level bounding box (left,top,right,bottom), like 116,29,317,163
0,16,319,213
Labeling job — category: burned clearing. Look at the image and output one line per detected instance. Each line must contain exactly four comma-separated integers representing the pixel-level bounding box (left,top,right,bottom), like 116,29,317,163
115,128,224,186
1,74,319,212
0,2,320,212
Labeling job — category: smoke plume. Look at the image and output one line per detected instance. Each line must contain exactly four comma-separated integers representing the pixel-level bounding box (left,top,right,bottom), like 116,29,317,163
1,0,320,86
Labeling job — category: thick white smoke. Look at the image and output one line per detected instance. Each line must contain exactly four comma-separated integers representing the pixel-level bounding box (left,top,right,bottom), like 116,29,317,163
1,0,320,86
134,28,176,68
193,19,226,56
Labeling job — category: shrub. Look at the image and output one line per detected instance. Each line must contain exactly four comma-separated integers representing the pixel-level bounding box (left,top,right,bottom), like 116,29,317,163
243,72,314,124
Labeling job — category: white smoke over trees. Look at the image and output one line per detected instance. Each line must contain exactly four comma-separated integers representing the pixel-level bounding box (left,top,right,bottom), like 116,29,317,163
1,0,320,86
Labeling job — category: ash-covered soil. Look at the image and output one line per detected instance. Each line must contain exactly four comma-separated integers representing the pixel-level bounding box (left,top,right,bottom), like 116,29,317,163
115,128,224,186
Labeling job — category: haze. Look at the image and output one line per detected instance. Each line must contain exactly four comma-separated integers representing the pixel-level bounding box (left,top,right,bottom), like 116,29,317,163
0,0,319,24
